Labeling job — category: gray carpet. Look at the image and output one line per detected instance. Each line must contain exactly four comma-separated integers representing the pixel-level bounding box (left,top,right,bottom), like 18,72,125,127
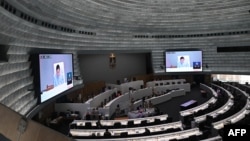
155,84,212,122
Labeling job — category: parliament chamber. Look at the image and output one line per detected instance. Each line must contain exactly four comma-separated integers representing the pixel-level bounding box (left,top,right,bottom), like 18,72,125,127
0,0,250,141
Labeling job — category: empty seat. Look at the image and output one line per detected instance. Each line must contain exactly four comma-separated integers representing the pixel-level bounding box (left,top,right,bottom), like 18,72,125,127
165,128,180,133
141,120,147,126
69,123,76,129
188,135,198,141
84,122,92,129
114,122,122,128
143,128,151,135
166,117,173,123
154,118,161,124
127,120,134,127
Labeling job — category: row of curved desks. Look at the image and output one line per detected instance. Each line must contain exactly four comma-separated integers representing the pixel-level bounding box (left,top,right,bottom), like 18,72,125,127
70,82,200,140
212,83,250,129
146,79,186,87
180,83,218,117
71,114,168,127
154,83,191,93
71,124,203,141
200,135,222,141
194,84,234,123
70,121,182,137
85,89,117,107
212,83,234,99
106,80,144,94
149,89,186,104
83,80,190,118
182,82,250,131
200,83,218,98
69,80,205,140
180,97,217,117
104,87,186,119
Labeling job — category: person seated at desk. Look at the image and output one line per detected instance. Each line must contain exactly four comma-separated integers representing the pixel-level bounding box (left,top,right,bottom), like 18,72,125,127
152,88,157,97
154,107,160,115
143,128,151,135
137,105,143,112
85,112,91,120
116,91,122,97
91,132,96,138
96,119,102,129
93,108,100,120
91,108,95,115
142,97,146,108
143,100,149,108
135,105,145,118
148,100,154,108
104,128,112,137
115,104,121,117
94,107,100,115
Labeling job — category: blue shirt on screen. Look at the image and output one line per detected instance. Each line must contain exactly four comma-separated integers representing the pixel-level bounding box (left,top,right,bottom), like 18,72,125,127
54,74,65,87
177,61,190,68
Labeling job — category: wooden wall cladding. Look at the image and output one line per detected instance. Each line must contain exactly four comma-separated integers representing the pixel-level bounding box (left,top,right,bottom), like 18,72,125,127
19,120,70,141
0,104,21,141
0,104,71,141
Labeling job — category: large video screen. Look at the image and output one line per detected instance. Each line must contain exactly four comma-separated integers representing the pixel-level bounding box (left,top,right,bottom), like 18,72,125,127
39,54,73,103
165,50,202,72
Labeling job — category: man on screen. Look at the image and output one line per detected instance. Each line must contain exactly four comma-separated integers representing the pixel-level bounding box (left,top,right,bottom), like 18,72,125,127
177,56,190,68
53,64,65,87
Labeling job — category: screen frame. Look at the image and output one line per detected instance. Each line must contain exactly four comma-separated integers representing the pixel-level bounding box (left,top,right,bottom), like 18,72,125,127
164,49,203,73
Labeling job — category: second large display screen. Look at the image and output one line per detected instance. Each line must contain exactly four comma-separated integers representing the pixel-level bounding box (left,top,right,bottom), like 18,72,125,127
165,50,202,72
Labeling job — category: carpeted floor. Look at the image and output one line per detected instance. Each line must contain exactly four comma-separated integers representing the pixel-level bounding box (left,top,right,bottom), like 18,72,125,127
155,84,212,122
